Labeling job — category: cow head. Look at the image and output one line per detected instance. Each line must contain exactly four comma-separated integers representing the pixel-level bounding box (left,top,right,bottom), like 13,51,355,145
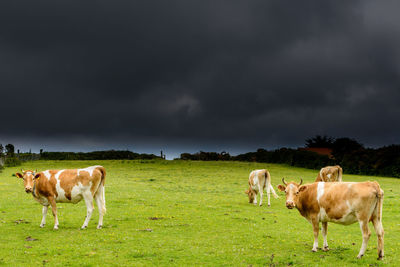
245,188,256,203
15,169,40,193
277,178,305,209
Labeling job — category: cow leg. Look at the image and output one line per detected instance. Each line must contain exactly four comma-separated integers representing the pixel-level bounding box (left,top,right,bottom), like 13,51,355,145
311,218,319,252
266,183,271,206
258,185,263,206
322,222,329,251
48,197,58,230
40,205,48,228
252,190,257,205
372,217,384,260
357,219,371,259
81,192,94,229
94,185,106,229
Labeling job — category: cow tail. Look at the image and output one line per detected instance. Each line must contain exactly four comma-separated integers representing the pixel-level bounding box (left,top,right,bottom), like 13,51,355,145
266,170,279,199
338,166,343,182
95,166,106,214
377,187,383,223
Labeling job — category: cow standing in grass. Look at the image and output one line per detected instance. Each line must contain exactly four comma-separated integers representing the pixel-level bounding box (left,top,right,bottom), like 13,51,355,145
315,165,343,182
16,165,106,230
277,178,384,260
245,169,279,206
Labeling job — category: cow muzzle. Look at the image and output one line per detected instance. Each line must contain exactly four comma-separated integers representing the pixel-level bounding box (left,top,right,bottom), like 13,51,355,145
25,187,32,193
286,201,295,209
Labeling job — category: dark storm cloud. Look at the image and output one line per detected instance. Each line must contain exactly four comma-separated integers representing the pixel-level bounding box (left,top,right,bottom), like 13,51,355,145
1,0,400,153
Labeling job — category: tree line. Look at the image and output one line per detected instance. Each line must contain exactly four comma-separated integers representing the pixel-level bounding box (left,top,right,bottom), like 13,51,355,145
0,144,162,170
179,136,400,178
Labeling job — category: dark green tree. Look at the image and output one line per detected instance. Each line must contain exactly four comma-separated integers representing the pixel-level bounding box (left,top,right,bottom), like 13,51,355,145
331,137,364,163
305,135,334,148
5,144,15,156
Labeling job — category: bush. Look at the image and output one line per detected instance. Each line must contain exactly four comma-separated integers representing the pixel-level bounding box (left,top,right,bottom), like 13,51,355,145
5,157,21,167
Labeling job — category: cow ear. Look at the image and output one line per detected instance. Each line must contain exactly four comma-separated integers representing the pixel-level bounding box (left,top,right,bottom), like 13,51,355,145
277,185,286,192
34,173,41,180
16,173,23,179
299,185,307,192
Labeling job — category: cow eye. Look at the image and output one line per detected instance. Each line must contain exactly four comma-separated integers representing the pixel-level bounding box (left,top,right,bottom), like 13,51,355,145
295,191,299,195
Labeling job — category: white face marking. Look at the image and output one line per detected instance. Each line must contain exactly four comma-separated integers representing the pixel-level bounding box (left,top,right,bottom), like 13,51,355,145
317,182,325,203
289,184,294,189
43,170,51,180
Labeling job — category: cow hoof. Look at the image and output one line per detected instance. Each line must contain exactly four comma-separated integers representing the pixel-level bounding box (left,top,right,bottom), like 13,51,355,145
259,204,263,206
81,226,87,230
53,226,59,230
312,248,317,252
357,254,363,259
97,225,102,229
40,224,45,228
323,246,329,251
377,256,384,260
268,204,271,207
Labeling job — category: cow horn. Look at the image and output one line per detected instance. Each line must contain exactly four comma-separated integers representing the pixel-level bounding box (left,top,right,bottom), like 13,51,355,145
282,177,287,185
21,169,25,173
299,178,303,185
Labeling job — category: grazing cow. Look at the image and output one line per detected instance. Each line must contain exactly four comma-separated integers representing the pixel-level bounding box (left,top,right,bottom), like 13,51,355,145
315,165,343,182
16,166,106,230
277,179,384,259
245,169,279,206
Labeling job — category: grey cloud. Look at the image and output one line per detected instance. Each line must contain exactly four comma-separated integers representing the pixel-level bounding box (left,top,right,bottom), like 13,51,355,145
1,0,400,153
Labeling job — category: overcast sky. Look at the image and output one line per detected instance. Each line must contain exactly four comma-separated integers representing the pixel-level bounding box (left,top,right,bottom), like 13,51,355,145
1,1,400,159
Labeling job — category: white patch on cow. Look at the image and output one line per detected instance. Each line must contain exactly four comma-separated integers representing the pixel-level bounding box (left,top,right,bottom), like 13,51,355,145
319,207,328,222
251,171,259,191
327,174,332,180
289,184,294,189
69,182,84,203
43,170,51,180
317,182,325,203
55,170,68,202
78,165,101,177
55,169,65,180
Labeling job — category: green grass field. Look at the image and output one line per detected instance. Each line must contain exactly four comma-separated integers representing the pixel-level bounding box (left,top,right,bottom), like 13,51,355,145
0,160,399,266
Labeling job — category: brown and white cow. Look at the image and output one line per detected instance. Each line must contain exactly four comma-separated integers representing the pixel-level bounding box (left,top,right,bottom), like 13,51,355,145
277,179,384,260
16,165,106,230
315,165,343,182
245,169,279,206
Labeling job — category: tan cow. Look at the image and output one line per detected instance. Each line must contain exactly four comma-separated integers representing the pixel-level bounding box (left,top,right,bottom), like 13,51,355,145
277,179,384,260
315,165,343,182
16,166,106,230
245,169,279,206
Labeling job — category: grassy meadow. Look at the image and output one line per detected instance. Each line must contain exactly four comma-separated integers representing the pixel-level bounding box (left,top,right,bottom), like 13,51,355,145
0,160,399,266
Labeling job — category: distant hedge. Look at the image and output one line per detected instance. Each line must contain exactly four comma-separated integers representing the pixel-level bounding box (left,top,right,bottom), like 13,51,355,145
40,150,161,160
4,157,21,167
179,145,400,178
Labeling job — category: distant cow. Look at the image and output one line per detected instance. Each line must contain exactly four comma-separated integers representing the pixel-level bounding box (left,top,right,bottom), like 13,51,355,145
16,166,106,230
315,165,343,182
245,169,279,206
277,179,384,259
